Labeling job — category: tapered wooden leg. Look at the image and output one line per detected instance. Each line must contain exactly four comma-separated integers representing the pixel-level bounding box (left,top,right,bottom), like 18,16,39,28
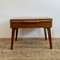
11,28,15,50
44,28,47,40
15,28,18,41
47,28,52,49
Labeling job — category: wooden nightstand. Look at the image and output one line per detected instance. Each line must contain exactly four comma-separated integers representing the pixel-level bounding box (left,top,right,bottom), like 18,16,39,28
10,18,52,50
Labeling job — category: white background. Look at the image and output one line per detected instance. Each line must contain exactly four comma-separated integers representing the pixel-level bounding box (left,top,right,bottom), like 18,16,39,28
0,0,60,38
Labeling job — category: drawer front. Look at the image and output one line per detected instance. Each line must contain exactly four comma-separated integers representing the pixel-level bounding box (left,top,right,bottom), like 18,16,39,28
10,22,52,28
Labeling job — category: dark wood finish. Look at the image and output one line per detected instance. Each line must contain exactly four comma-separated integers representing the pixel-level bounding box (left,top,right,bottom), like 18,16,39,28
11,28,15,50
10,18,52,28
47,28,52,49
10,18,52,50
15,29,18,41
44,28,47,40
